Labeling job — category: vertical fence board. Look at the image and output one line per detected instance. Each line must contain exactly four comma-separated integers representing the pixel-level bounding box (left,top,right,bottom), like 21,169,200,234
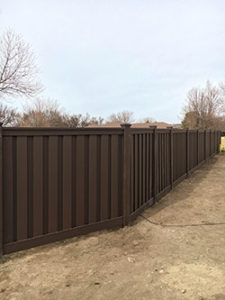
142,134,146,204
100,135,109,220
76,136,85,226
138,134,142,207
134,135,138,210
3,137,14,243
149,134,153,200
17,137,28,240
89,136,97,223
62,136,72,230
130,135,134,213
146,133,149,201
0,126,2,254
158,134,161,192
111,135,119,218
48,136,58,233
33,137,43,236
27,137,33,238
152,128,158,201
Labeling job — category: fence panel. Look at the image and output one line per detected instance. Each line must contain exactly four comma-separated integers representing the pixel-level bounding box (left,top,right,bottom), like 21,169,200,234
157,131,171,195
2,128,124,254
0,126,221,255
130,131,154,217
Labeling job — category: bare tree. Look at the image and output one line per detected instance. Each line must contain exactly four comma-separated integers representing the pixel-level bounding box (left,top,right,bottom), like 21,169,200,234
107,110,134,123
62,113,104,128
0,30,42,98
0,103,19,126
140,117,156,123
182,81,225,130
17,98,104,128
17,99,63,127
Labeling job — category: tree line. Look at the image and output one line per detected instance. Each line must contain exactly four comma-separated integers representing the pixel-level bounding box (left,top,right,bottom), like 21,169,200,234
0,100,138,127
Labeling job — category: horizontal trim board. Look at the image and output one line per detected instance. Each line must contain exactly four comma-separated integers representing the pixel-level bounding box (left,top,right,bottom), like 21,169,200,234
4,127,124,132
3,217,123,254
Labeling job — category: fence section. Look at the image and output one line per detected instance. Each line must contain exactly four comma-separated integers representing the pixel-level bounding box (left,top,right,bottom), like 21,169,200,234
129,130,154,220
128,128,220,219
2,128,124,254
0,125,221,254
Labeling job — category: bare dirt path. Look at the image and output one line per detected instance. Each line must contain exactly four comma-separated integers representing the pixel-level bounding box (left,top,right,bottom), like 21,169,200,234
1,154,225,300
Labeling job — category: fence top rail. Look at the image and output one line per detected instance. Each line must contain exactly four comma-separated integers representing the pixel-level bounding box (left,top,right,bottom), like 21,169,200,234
130,128,190,134
2,126,221,137
2,127,124,136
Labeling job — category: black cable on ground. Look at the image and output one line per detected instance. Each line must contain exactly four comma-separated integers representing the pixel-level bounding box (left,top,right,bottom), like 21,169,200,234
140,214,225,227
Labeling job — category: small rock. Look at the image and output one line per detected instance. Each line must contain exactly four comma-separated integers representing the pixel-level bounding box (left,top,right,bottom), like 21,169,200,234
182,289,187,294
159,270,164,274
94,282,100,285
66,283,70,287
154,268,158,272
127,257,136,263
132,240,139,246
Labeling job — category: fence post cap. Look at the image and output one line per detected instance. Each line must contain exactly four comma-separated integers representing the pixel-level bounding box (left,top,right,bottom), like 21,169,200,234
120,123,131,128
149,125,157,129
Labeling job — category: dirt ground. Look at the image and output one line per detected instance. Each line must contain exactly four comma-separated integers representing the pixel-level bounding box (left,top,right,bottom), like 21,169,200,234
1,154,225,300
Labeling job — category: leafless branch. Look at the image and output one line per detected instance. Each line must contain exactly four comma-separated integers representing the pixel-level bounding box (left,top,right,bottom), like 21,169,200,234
0,29,43,98
182,81,225,130
107,110,135,123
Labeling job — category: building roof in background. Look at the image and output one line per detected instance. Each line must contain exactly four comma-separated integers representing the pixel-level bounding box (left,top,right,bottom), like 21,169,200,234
88,122,181,128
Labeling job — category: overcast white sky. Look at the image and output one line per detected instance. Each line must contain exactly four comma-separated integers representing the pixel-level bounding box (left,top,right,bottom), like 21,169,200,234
1,0,225,123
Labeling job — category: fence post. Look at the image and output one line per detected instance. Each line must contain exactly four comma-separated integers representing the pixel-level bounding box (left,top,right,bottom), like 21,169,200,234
214,130,216,154
186,128,190,177
121,123,131,226
217,131,221,153
208,129,211,158
167,127,173,189
215,131,217,153
0,123,3,258
150,126,158,202
204,130,207,161
197,129,200,165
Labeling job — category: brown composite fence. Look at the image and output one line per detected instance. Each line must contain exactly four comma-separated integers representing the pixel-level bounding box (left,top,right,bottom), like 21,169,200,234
0,125,221,255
